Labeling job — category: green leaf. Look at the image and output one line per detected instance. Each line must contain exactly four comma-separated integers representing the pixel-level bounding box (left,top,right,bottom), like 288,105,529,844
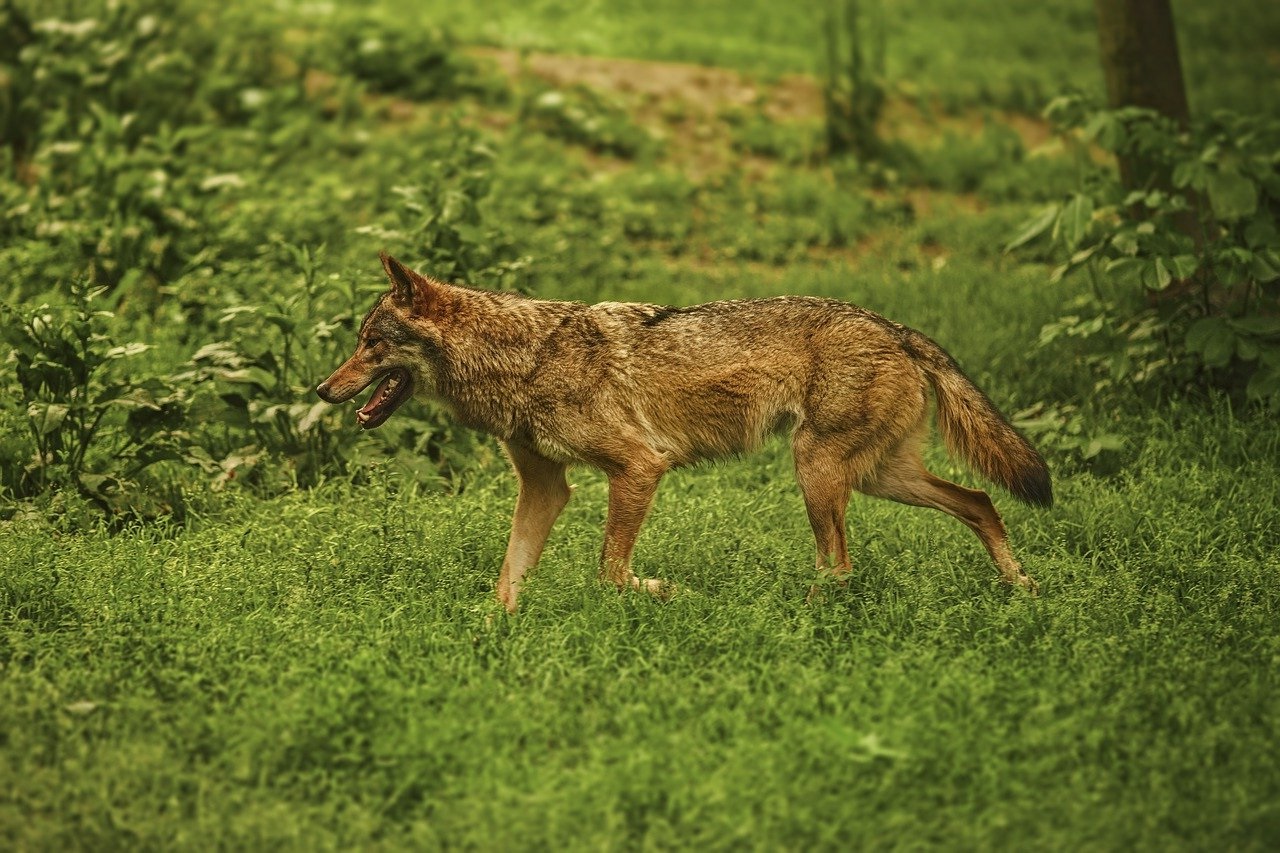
102,388,162,410
1250,249,1280,283
1172,159,1207,191
1111,229,1139,256
105,342,150,359
1004,205,1059,253
295,400,330,433
190,341,243,366
27,402,70,436
216,366,277,391
1083,111,1122,150
1246,364,1280,402
1142,257,1172,291
1206,168,1258,221
264,312,296,335
1055,194,1094,251
1109,350,1131,381
1202,335,1236,369
79,473,123,496
1082,434,1125,460
1105,257,1146,287
1070,246,1098,265
1243,216,1278,249
1168,254,1199,280
1230,316,1280,338
1185,317,1236,368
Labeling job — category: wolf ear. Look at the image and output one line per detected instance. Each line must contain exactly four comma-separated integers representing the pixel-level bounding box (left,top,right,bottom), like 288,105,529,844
380,251,438,316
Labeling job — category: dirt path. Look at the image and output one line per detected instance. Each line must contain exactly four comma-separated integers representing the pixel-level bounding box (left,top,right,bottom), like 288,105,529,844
473,47,1054,157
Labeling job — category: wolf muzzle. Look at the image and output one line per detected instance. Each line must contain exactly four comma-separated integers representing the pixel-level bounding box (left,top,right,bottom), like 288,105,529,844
315,381,342,404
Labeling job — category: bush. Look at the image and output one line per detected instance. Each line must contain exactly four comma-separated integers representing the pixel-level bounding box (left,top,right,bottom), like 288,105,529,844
0,280,193,514
1007,96,1280,411
519,83,655,159
324,13,505,103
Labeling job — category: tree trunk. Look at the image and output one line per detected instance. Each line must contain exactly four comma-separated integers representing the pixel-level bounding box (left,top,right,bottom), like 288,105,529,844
1095,0,1204,278
1093,0,1191,191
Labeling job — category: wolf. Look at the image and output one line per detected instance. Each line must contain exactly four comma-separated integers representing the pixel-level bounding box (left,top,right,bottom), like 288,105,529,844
317,253,1052,612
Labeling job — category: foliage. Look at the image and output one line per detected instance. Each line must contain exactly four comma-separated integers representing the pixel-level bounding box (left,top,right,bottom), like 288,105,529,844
322,12,506,103
0,0,302,293
724,106,821,165
1007,96,1280,411
0,0,527,511
1011,399,1124,465
0,280,192,512
355,127,532,290
178,244,360,491
519,81,656,159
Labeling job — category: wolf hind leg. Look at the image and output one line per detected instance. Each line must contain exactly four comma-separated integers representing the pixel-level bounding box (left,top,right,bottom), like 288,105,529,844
601,451,672,599
498,442,572,612
793,426,879,601
859,437,1038,593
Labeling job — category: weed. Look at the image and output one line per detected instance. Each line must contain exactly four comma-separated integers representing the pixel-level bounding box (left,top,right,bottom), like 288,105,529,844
322,12,507,103
725,107,821,164
519,81,656,159
355,128,531,291
0,279,192,512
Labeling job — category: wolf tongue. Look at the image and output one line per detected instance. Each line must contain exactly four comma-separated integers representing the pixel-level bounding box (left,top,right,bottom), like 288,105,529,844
359,375,394,418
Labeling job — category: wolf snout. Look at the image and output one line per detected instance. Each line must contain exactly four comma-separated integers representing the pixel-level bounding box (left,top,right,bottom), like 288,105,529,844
316,381,340,403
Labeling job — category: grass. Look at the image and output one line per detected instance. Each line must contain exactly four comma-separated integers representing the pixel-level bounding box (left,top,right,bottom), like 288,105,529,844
4,403,1279,849
3,0,1280,848
367,0,1280,114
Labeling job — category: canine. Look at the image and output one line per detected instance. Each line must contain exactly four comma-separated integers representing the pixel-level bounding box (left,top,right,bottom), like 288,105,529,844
317,253,1052,612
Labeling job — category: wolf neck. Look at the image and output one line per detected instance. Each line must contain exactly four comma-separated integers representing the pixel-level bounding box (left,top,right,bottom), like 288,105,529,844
434,291,570,438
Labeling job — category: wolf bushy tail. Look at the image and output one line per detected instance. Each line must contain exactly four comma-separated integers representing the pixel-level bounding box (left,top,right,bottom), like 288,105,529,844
906,330,1053,507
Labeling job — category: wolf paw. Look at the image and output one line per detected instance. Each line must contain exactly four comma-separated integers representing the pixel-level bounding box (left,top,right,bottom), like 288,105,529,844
630,576,676,601
805,574,850,605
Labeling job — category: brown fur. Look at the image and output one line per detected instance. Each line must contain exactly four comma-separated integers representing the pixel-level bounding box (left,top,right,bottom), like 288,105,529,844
318,253,1052,611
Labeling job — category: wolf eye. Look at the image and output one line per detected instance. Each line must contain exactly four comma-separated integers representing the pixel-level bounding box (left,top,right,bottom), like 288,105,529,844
365,337,382,349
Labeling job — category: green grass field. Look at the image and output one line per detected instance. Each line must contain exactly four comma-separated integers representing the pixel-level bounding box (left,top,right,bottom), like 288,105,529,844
5,406,1279,848
3,0,1280,848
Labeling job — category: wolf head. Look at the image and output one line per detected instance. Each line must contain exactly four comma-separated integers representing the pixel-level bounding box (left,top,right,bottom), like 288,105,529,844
316,252,449,429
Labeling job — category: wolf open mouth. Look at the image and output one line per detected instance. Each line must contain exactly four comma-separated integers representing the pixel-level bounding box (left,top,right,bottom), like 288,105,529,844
356,368,412,429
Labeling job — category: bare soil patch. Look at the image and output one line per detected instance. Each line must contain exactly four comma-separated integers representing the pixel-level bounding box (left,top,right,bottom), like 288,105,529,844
473,47,1052,154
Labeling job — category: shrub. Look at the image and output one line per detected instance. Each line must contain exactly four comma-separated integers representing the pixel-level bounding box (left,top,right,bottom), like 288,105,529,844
1007,96,1280,411
323,13,505,103
354,128,532,290
0,280,193,514
519,83,655,159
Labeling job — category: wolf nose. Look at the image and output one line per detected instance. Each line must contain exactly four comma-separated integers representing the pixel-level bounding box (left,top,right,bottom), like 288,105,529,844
316,382,335,403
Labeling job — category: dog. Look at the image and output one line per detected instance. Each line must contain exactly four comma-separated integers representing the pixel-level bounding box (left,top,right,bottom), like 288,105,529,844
317,253,1052,612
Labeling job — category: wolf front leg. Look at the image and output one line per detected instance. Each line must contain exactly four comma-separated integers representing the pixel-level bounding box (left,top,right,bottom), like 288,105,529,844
600,453,671,598
497,442,572,612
